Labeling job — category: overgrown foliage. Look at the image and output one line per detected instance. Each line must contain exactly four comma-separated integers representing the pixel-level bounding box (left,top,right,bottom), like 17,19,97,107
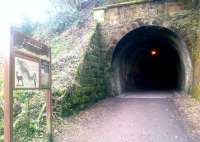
15,0,96,39
0,59,3,142
13,91,46,142
51,37,72,58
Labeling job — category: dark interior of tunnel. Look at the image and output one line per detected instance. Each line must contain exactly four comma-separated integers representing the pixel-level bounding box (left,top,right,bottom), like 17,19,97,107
112,26,183,92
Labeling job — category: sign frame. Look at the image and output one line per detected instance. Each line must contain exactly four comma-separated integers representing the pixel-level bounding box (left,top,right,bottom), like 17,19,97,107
12,30,51,90
3,28,53,142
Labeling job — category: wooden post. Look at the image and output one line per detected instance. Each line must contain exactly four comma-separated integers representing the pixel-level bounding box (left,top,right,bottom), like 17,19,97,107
46,48,52,142
46,90,52,142
2,29,52,142
3,29,14,142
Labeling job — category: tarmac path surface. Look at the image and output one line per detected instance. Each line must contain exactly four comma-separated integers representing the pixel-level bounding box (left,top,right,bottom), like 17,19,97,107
55,92,198,142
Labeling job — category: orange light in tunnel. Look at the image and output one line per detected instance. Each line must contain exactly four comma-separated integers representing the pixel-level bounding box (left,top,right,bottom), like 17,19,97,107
150,49,158,56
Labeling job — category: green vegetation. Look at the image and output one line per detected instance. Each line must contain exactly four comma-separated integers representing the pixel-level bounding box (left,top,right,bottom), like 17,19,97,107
16,0,86,39
193,85,200,101
0,59,3,142
51,37,71,58
13,91,46,142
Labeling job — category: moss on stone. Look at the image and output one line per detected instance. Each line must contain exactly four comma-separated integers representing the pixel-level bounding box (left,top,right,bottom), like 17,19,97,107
192,84,200,101
60,24,108,117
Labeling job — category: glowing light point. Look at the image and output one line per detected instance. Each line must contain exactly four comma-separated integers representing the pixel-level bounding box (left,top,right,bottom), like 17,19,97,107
150,49,158,56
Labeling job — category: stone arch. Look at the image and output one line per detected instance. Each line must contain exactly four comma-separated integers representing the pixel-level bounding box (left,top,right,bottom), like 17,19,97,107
110,25,193,95
108,18,165,50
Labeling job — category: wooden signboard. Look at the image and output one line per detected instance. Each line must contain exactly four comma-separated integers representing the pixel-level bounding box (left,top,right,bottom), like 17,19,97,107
3,29,52,142
13,31,51,89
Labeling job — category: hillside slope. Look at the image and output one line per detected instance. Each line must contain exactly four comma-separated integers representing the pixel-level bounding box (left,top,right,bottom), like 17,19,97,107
50,0,108,90
51,7,96,92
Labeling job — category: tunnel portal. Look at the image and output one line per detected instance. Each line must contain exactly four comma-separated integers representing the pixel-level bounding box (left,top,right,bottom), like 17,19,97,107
112,26,191,93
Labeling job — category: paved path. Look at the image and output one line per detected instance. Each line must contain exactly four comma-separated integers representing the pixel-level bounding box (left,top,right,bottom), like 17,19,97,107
55,92,198,142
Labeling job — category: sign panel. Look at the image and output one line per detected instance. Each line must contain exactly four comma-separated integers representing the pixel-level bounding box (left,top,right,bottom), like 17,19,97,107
15,56,39,89
12,30,51,89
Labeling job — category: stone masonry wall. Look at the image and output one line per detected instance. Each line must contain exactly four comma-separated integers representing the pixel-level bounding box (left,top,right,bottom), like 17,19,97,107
60,24,108,116
93,0,200,97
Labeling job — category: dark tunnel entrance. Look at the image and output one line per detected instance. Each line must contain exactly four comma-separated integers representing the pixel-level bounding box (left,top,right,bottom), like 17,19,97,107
124,38,181,91
111,26,192,94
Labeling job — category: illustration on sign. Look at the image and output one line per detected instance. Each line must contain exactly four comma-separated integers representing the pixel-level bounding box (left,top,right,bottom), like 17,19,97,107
15,57,39,89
